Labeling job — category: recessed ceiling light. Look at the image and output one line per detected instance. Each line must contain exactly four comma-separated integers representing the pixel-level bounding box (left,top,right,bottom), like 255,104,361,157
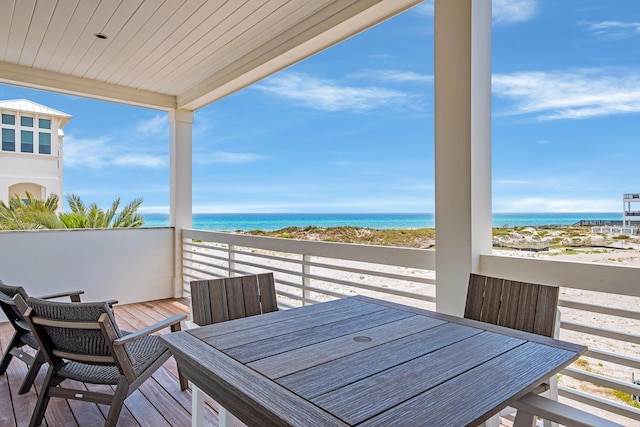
94,33,108,40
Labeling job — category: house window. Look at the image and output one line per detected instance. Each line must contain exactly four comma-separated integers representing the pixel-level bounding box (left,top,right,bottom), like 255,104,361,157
39,132,51,154
39,118,51,129
21,130,33,153
2,128,15,151
1,113,53,155
2,114,15,125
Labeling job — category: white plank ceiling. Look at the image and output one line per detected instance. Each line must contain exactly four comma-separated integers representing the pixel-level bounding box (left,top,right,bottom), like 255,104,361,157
0,0,422,111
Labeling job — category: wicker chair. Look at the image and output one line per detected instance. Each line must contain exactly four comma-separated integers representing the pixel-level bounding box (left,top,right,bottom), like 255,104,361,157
0,279,83,394
15,295,187,427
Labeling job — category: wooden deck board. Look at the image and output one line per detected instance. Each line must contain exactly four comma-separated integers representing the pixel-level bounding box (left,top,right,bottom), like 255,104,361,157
0,298,220,427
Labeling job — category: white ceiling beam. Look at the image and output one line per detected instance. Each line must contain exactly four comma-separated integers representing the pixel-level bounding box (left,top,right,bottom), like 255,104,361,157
0,60,177,111
177,0,423,111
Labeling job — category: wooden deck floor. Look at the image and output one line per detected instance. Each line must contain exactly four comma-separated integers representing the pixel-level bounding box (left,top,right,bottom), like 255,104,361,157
0,298,226,427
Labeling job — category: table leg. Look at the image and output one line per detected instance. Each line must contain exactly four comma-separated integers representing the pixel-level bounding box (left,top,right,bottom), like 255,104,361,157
513,409,537,427
192,384,205,427
480,414,500,427
219,406,237,427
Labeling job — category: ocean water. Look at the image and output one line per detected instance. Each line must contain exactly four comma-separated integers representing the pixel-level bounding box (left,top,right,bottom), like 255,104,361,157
141,212,622,231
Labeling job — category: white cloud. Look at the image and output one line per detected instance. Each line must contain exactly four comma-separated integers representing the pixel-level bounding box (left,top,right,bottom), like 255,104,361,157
193,152,268,164
580,20,640,40
493,69,640,120
351,69,432,84
493,0,538,25
413,0,537,25
497,197,619,212
413,3,433,17
494,179,532,185
64,135,166,169
64,136,112,169
135,114,167,137
113,155,165,168
62,112,171,170
332,160,357,167
252,72,412,112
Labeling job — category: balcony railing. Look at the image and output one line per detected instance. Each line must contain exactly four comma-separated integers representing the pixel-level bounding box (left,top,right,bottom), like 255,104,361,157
183,229,640,425
182,229,436,310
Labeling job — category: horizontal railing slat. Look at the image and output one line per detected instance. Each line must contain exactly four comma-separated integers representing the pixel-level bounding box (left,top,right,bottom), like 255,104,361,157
558,386,640,421
183,229,436,269
561,320,640,345
585,348,640,371
561,367,640,396
559,299,640,321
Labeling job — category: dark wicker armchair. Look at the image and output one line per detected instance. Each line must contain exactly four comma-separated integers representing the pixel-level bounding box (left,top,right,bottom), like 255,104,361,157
15,295,187,427
0,279,83,394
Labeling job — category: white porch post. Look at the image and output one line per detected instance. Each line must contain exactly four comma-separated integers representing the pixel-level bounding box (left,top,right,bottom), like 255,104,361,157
169,109,194,298
434,0,492,315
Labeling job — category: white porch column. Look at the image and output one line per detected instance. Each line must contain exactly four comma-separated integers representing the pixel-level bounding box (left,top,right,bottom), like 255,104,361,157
434,0,492,315
169,109,194,298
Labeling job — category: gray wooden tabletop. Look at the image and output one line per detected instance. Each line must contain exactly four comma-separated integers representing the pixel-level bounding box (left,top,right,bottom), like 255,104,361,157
161,295,586,427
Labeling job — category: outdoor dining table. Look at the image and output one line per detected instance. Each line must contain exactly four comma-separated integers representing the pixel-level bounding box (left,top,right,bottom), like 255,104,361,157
160,295,586,427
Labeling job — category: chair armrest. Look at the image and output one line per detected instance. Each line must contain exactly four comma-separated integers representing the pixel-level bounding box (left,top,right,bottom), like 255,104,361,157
37,290,85,302
113,314,187,346
512,393,624,427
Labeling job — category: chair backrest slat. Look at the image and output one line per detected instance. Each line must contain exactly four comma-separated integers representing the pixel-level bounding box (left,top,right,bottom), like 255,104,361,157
257,273,278,313
191,273,278,326
190,278,213,325
209,279,229,324
498,279,522,329
237,275,262,318
481,276,503,324
533,284,559,336
465,273,559,338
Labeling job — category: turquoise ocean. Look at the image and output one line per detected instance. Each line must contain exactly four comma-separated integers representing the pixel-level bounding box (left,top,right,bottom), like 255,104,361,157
141,212,622,231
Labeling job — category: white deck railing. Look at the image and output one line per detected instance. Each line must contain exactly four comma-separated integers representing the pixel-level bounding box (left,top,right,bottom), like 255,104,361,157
182,229,640,425
182,229,436,310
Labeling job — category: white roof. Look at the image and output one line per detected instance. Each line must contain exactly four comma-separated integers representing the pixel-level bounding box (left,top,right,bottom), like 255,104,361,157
0,0,422,111
0,99,72,126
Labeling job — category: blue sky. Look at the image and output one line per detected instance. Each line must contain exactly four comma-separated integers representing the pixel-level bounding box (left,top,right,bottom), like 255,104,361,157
2,0,640,214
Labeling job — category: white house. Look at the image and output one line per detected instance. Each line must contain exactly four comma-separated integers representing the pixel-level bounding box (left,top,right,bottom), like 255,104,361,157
0,99,71,209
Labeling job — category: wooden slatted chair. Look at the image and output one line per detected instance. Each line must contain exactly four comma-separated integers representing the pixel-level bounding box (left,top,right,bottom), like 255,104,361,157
189,272,278,427
0,279,83,395
465,273,560,427
190,272,278,326
15,295,187,427
464,273,559,337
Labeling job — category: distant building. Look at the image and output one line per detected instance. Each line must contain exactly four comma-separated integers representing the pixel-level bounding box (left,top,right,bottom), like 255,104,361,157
623,193,640,228
0,99,72,211
591,193,640,235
